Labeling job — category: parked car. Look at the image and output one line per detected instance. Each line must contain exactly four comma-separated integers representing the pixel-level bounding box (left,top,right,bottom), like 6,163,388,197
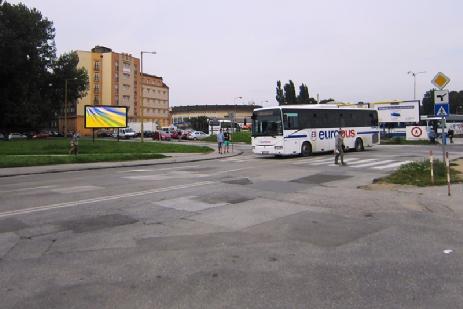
143,130,154,138
180,129,193,140
49,131,64,137
0,133,7,141
32,131,50,139
112,128,136,139
96,129,113,137
187,131,208,140
152,131,171,141
8,133,27,140
170,130,182,139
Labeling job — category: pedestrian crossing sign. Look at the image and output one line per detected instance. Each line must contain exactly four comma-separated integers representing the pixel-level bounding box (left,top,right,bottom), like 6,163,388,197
434,103,449,118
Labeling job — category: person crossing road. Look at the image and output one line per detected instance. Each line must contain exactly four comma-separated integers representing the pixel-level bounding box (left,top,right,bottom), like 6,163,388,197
334,128,346,166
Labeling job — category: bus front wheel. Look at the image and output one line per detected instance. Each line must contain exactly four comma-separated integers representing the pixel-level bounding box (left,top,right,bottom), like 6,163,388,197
355,138,364,152
301,142,312,157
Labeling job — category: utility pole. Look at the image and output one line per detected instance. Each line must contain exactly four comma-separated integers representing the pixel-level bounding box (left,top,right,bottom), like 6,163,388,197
407,71,426,100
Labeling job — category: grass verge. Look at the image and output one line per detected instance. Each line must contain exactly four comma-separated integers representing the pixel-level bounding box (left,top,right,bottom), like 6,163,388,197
377,160,462,187
0,138,213,168
203,131,251,144
380,137,433,145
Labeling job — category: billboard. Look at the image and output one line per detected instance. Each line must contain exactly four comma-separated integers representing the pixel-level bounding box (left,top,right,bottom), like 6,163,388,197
372,100,420,123
84,105,128,128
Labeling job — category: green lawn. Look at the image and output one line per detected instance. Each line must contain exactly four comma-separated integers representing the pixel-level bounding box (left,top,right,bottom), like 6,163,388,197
0,138,213,168
378,160,462,187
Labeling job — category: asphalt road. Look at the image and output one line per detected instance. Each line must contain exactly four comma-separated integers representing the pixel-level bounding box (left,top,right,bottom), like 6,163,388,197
1,143,463,309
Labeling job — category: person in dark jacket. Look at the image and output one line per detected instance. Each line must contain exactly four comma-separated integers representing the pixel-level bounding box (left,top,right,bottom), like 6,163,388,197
334,128,345,165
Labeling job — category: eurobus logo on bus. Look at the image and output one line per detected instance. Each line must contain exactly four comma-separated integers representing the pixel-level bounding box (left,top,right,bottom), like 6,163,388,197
319,129,356,140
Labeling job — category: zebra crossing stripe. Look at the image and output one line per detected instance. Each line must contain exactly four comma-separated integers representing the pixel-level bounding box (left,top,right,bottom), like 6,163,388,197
327,158,377,166
293,157,337,165
372,161,412,170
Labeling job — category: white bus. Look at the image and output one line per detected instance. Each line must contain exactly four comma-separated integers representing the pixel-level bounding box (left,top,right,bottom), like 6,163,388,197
251,105,380,156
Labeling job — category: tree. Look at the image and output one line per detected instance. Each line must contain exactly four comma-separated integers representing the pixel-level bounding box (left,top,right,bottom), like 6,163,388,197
275,80,285,105
319,98,335,104
420,90,434,116
187,116,209,133
449,90,463,114
0,2,87,132
283,80,297,105
48,52,88,123
297,83,310,104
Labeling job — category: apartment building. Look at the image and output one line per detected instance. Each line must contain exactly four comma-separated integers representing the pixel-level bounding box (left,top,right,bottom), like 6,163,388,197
141,73,170,128
61,46,171,135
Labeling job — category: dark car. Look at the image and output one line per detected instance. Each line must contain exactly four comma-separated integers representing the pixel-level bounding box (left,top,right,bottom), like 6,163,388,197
143,130,154,138
96,129,113,137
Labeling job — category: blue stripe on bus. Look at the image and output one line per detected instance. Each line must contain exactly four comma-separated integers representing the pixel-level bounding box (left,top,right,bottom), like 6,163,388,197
357,131,379,135
285,135,307,138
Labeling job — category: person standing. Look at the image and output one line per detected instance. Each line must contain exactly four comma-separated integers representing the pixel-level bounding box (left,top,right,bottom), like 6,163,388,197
69,131,80,155
334,128,345,165
448,128,454,144
223,128,231,153
217,129,224,154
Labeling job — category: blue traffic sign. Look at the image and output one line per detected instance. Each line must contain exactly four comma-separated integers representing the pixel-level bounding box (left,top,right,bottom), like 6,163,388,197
434,103,449,118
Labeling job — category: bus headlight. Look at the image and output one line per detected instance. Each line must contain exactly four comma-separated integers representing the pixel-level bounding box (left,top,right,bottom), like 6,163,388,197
275,146,283,150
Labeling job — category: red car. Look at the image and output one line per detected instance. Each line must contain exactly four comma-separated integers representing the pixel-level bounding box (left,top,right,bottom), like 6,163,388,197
170,130,182,139
152,131,171,141
32,132,50,139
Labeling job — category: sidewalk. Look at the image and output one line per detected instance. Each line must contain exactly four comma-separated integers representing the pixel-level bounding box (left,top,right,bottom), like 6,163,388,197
0,150,242,178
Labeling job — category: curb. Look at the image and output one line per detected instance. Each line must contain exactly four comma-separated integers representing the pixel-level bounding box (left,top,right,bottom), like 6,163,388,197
0,151,244,178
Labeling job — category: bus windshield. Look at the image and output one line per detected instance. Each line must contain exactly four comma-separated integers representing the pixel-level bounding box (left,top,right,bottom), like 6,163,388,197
252,109,283,137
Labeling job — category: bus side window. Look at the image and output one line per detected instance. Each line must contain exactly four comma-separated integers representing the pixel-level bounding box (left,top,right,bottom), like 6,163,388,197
284,112,299,129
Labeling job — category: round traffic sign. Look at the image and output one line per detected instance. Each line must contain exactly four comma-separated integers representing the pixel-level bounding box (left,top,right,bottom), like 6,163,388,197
411,127,422,137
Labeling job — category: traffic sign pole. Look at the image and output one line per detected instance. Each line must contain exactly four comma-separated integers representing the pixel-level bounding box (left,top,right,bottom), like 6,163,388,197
441,115,446,163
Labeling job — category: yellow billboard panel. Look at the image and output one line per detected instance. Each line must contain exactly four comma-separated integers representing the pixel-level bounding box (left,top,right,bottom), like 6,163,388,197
84,105,127,128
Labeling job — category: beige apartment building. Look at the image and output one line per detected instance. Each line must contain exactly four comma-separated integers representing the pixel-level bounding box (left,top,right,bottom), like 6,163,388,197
60,46,170,135
171,105,260,126
141,73,170,128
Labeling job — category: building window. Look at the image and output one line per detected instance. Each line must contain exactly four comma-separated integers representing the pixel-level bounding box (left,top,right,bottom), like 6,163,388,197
94,61,101,71
122,62,131,75
94,72,100,82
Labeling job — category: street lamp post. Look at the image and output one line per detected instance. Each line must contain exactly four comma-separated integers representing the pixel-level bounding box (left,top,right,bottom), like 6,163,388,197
140,51,157,142
407,71,426,100
233,96,242,132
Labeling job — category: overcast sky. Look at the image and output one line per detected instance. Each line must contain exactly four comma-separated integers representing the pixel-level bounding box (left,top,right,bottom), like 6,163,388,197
9,0,463,106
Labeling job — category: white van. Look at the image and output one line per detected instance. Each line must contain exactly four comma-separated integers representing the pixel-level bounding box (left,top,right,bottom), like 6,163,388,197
112,128,136,139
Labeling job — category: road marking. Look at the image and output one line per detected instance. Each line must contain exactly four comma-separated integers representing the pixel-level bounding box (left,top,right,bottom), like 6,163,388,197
327,158,376,166
216,168,248,174
0,185,58,194
117,165,200,173
350,160,395,168
372,161,412,170
50,185,102,194
0,181,214,218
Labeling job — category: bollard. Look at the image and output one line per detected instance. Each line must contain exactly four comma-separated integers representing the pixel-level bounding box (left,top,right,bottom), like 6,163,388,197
446,152,451,196
430,150,434,185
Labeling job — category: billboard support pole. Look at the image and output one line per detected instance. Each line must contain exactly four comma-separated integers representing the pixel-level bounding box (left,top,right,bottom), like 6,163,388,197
117,128,120,142
92,128,95,143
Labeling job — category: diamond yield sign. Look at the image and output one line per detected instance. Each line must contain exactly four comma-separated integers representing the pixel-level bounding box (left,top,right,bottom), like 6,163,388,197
431,72,450,89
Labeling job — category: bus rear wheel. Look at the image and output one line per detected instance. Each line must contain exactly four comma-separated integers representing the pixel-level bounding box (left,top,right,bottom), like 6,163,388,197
355,138,364,152
301,142,312,157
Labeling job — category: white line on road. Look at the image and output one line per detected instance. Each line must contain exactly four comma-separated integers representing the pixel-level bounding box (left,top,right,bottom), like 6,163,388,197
350,160,395,168
0,185,58,194
216,168,248,174
0,181,214,218
117,165,200,173
372,161,412,170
